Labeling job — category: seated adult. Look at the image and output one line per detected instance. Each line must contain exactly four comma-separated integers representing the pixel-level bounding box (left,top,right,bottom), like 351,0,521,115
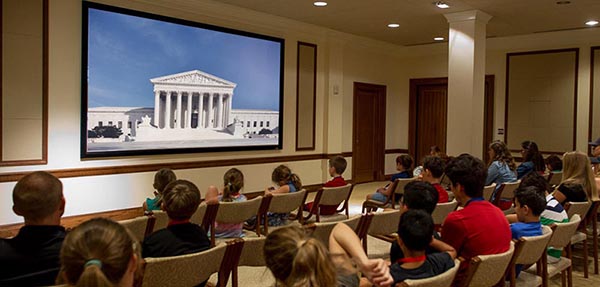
517,141,545,179
485,141,517,187
420,156,449,203
0,171,66,286
553,151,599,204
441,154,511,260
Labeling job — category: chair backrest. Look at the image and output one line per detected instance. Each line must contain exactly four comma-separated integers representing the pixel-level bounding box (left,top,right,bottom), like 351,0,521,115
141,243,227,287
367,210,401,236
482,183,497,201
269,189,307,213
150,210,169,233
398,258,461,287
216,196,262,224
431,200,458,225
318,184,353,206
548,214,581,249
462,241,515,287
393,178,417,195
497,181,520,200
238,237,267,266
513,225,553,265
306,215,361,248
118,216,150,242
547,171,563,186
564,201,592,219
190,202,207,226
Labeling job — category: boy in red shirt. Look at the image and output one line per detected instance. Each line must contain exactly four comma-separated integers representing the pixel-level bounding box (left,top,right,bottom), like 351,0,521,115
420,156,449,203
305,156,347,215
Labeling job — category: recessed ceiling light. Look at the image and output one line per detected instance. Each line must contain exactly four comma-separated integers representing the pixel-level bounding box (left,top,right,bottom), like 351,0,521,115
434,37,445,41
313,1,327,7
586,20,599,26
435,1,450,9
556,1,571,4
388,23,400,28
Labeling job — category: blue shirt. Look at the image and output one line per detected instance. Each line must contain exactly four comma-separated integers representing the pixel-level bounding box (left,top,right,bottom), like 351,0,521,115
510,221,542,240
391,171,411,182
486,161,517,187
516,161,535,179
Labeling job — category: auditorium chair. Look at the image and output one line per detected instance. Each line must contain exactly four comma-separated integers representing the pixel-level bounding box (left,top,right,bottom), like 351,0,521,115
303,183,353,223
565,201,592,278
397,258,461,287
211,196,263,246
260,189,307,235
431,199,458,232
482,183,497,201
364,210,401,259
456,241,515,287
362,178,415,212
504,226,553,287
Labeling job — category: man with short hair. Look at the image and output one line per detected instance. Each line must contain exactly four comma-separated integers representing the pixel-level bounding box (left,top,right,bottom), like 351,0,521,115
441,154,511,260
0,171,66,285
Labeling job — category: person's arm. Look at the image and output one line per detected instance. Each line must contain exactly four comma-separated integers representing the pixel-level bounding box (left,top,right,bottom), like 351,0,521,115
440,214,465,256
485,162,499,186
329,223,394,286
205,185,220,204
266,184,290,195
505,214,518,224
429,238,457,260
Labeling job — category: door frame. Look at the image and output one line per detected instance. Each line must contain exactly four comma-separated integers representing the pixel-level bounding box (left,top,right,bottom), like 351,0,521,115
352,82,386,183
409,76,495,161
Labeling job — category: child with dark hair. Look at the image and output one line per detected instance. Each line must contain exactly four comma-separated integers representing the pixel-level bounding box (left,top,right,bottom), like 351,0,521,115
142,179,211,286
420,156,449,203
545,155,562,172
510,186,545,276
367,154,414,203
264,165,303,226
205,168,247,238
390,209,456,284
305,156,348,215
143,168,177,212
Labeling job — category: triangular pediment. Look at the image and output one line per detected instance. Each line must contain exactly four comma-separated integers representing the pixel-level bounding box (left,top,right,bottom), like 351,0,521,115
150,70,237,88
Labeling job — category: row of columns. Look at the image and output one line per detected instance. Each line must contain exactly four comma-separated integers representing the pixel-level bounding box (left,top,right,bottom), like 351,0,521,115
153,91,232,129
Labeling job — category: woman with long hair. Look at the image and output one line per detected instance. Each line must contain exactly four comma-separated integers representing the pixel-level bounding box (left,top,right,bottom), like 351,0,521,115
486,141,517,187
553,151,599,204
517,141,545,179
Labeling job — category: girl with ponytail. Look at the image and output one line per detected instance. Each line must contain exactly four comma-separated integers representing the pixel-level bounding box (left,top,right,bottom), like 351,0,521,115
261,165,303,226
58,218,138,287
205,168,247,238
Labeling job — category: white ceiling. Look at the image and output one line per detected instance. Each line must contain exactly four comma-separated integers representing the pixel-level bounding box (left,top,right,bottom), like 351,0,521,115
215,0,600,46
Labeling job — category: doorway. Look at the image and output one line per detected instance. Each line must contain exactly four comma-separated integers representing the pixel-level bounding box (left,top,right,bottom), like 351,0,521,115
352,82,386,183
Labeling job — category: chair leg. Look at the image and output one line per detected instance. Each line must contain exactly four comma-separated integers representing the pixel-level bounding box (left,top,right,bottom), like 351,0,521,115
583,238,589,278
560,270,566,287
593,213,599,274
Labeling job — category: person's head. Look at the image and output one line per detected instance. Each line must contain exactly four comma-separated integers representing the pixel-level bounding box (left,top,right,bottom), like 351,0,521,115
396,155,414,173
401,181,438,214
488,141,516,170
222,168,244,202
328,156,347,177
272,165,302,191
514,186,546,223
59,218,138,287
519,172,551,196
545,155,563,172
153,168,176,194
430,146,441,156
444,154,487,205
13,171,65,225
161,179,201,220
421,156,444,182
264,226,336,287
562,151,599,201
589,137,600,157
397,209,434,253
521,141,545,172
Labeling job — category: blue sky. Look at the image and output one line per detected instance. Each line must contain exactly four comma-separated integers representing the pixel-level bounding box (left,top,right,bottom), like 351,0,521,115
87,8,282,110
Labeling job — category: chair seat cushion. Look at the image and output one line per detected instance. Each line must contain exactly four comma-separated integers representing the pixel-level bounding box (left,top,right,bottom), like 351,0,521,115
570,232,587,244
524,257,571,278
366,235,391,259
510,271,541,287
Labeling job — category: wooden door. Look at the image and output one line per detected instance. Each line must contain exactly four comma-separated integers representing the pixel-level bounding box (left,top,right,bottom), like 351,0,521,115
413,81,448,162
353,82,386,183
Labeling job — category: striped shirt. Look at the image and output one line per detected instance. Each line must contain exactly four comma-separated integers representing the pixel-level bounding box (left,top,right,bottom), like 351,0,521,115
540,194,569,260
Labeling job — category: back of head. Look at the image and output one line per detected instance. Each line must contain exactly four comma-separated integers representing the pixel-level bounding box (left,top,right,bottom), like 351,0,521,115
422,156,444,178
519,172,550,197
329,156,347,175
162,180,201,220
60,218,135,287
13,171,63,222
514,186,546,216
403,181,439,214
153,168,176,194
521,141,545,172
488,140,516,170
397,155,414,172
545,155,563,171
397,209,434,252
562,151,599,201
222,168,244,202
444,154,486,198
264,226,336,287
272,165,302,191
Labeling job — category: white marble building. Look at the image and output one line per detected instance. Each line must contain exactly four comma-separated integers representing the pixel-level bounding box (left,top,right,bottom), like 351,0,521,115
87,70,279,141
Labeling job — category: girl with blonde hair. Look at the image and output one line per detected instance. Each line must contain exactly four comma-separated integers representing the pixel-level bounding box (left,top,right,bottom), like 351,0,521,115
58,218,139,287
553,151,599,204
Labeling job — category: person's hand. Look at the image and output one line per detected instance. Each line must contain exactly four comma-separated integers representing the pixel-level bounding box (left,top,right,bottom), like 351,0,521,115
361,259,394,287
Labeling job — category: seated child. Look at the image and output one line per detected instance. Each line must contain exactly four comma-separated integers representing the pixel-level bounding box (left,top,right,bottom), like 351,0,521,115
304,156,348,215
143,168,176,212
262,165,302,227
142,179,211,263
366,154,414,203
420,156,449,203
545,155,562,173
510,186,545,277
205,168,247,238
58,218,139,287
390,209,456,284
